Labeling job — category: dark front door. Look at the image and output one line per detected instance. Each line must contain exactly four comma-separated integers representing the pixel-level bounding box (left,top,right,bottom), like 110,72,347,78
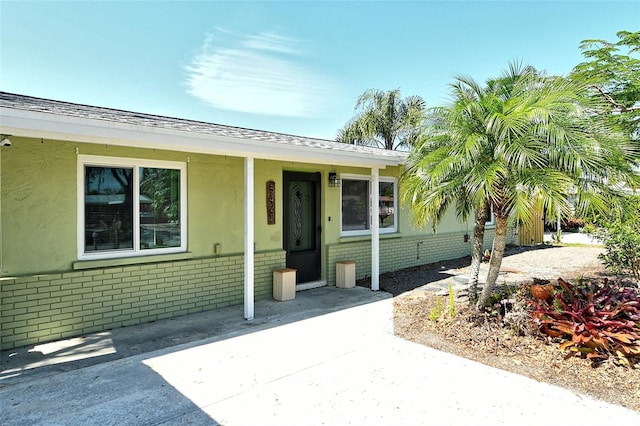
283,172,321,284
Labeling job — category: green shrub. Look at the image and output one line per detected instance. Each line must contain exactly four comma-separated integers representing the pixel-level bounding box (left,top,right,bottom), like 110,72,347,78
598,222,640,279
429,296,442,321
596,195,640,280
582,222,596,234
429,285,457,321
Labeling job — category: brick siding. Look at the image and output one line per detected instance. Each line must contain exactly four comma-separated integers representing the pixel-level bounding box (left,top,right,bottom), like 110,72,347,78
0,250,285,350
326,228,516,285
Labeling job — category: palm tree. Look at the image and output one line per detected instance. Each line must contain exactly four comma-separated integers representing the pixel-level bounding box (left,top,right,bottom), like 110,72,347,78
402,104,491,301
337,88,426,150
405,63,640,308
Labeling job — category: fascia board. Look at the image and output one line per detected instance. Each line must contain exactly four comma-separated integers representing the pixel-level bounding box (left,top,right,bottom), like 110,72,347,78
0,108,406,168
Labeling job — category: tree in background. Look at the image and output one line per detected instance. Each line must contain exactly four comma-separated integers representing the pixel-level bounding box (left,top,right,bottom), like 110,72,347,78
572,31,640,279
404,63,640,308
571,30,640,140
337,88,426,150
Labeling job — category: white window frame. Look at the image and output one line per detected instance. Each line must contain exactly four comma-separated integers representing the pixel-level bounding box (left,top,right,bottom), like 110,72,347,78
77,155,187,260
340,174,398,237
486,211,495,227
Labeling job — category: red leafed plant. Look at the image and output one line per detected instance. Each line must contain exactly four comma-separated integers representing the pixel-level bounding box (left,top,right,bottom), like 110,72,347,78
528,277,640,366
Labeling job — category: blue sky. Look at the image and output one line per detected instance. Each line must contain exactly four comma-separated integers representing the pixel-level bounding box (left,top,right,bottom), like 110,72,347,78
1,1,638,140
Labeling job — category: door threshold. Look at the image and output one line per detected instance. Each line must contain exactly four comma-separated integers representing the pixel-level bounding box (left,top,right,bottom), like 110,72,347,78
296,280,327,291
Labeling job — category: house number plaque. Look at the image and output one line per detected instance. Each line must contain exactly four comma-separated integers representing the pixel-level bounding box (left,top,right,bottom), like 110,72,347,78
267,180,276,225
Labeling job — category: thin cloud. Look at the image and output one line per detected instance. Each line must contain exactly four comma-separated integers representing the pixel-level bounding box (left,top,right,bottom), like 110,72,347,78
243,32,302,55
184,30,334,117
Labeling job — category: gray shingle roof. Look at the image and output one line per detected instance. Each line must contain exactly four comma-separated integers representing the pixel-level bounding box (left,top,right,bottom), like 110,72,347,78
0,92,407,162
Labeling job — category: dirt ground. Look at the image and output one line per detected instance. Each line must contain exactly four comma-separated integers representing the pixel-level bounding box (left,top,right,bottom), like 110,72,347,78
362,245,640,412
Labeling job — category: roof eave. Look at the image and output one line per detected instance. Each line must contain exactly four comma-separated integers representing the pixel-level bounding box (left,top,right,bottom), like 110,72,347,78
0,107,406,169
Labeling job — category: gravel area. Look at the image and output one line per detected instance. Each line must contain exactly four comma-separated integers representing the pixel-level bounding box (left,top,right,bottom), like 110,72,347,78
364,244,608,297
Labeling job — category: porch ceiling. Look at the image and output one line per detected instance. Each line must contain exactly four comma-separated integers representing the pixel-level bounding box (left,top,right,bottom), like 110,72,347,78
0,92,407,169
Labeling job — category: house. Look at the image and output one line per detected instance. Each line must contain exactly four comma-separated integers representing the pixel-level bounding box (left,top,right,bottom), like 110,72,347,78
0,92,516,350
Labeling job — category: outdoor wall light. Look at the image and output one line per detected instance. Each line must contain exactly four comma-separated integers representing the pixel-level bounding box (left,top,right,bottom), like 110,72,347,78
328,171,340,187
1,135,11,147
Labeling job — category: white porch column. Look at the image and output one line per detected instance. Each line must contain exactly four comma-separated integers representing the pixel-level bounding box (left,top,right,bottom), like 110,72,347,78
244,157,255,320
371,167,380,291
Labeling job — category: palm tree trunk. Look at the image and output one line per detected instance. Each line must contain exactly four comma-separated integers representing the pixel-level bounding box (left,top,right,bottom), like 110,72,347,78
468,203,489,301
477,214,509,309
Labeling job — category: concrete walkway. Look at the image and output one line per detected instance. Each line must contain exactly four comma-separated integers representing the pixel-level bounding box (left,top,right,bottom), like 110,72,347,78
1,287,638,425
543,231,603,245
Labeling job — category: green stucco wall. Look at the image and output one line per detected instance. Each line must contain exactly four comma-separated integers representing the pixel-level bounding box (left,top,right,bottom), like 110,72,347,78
186,153,245,257
1,138,78,275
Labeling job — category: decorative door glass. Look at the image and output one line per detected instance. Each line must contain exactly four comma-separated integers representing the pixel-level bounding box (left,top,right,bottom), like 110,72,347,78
288,181,315,253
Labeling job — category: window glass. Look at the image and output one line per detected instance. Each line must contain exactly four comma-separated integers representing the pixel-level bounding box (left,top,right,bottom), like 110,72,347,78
139,167,181,250
486,211,495,226
84,166,134,252
379,181,395,230
342,179,369,231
